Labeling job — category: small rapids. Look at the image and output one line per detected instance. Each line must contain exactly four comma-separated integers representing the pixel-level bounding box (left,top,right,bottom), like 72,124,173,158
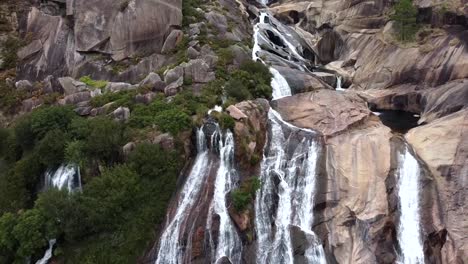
396,147,425,264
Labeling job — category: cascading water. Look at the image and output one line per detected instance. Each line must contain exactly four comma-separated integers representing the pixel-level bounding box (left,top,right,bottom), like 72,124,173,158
37,164,81,264
156,128,211,264
336,76,345,91
156,126,242,264
45,164,81,192
396,147,425,264
206,130,242,264
252,11,327,263
35,240,56,264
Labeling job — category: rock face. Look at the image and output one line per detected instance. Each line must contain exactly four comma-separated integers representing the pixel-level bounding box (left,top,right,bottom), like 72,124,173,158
272,90,371,136
406,109,468,263
320,117,393,263
17,0,182,81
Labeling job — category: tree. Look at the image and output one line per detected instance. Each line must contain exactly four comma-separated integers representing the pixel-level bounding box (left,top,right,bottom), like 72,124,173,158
128,143,180,180
392,0,419,41
12,209,47,258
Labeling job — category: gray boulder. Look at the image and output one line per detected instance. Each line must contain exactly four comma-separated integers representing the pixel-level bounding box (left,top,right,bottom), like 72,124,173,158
161,29,184,54
15,80,33,92
112,107,130,122
139,72,165,92
59,91,91,105
187,47,200,59
164,77,183,96
105,82,137,93
164,66,184,84
182,59,215,83
58,77,88,95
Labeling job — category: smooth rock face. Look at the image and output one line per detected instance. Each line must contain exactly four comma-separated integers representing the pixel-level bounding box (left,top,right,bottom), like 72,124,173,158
17,0,182,80
321,117,393,263
75,0,182,60
275,66,333,94
272,90,371,136
58,77,88,95
406,109,468,263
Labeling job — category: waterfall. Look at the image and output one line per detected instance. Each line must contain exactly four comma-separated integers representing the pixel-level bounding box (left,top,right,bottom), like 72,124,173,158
35,239,56,264
397,147,425,264
255,111,326,263
156,127,242,264
206,130,243,264
252,11,327,262
336,76,345,91
156,128,211,264
45,164,81,192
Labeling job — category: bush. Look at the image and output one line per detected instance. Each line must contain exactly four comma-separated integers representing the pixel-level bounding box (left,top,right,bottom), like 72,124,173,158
128,143,180,180
14,106,75,150
1,36,23,69
0,80,27,114
82,117,126,165
225,61,273,102
392,0,419,42
79,76,108,90
36,129,68,167
230,177,261,212
89,90,136,109
130,99,192,135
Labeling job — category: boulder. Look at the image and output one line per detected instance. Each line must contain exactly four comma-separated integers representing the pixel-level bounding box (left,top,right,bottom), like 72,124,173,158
139,72,165,92
90,102,114,116
310,72,337,87
21,98,42,112
15,80,33,92
135,92,157,105
112,107,130,122
59,91,91,105
187,47,200,59
161,29,184,54
205,11,228,33
58,77,88,95
406,109,468,263
226,105,247,120
122,142,136,158
164,77,183,97
105,82,137,93
151,133,175,151
164,66,184,84
182,59,215,83
272,90,371,136
274,66,333,94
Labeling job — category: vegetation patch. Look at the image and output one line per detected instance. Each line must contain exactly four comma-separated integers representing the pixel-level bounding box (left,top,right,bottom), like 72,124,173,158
231,177,261,212
79,76,108,90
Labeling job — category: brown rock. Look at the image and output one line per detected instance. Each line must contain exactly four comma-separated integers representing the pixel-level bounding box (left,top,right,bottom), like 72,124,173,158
406,109,468,263
272,90,371,136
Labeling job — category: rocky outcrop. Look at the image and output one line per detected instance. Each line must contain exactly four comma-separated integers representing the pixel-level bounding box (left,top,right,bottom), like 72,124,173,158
406,109,468,263
317,117,393,263
230,99,270,174
17,0,182,81
272,90,371,136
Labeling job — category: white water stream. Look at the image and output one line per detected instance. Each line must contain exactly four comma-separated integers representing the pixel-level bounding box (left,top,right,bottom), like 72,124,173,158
207,129,243,263
156,128,211,264
397,147,425,264
252,11,327,263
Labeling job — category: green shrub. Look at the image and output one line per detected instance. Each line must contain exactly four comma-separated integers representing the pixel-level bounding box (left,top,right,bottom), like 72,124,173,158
14,106,75,150
0,80,28,114
392,0,419,42
36,129,68,167
1,36,23,69
128,143,180,180
230,177,261,212
218,113,236,131
90,90,136,109
79,76,108,89
130,99,192,135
